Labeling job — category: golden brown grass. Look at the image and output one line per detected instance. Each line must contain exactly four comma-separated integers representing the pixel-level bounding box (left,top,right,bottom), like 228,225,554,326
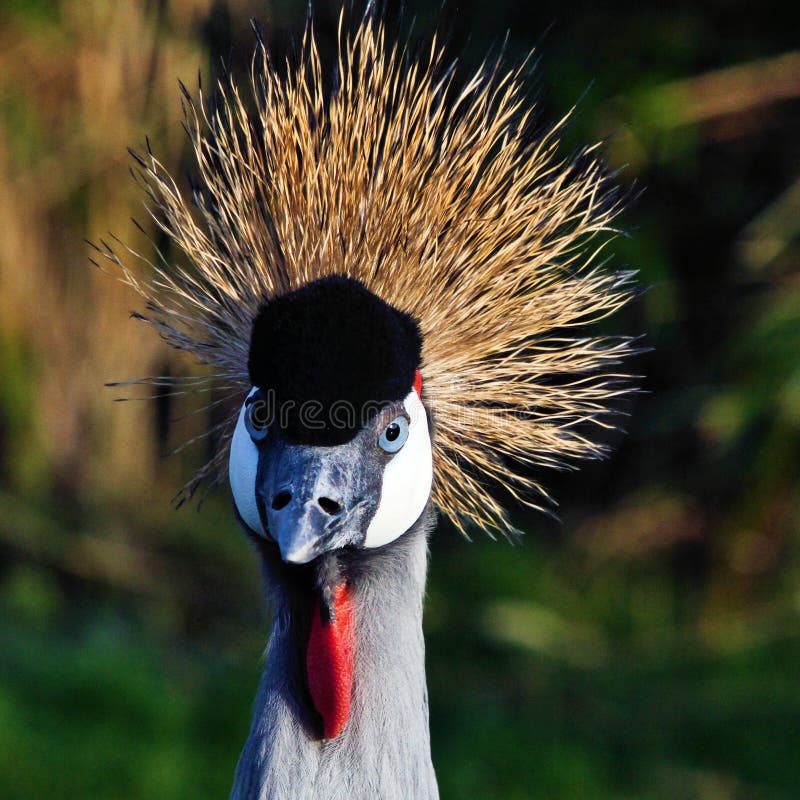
98,9,636,535
0,1,219,505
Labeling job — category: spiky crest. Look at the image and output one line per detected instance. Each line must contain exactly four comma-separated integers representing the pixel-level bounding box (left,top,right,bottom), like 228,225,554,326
97,8,637,536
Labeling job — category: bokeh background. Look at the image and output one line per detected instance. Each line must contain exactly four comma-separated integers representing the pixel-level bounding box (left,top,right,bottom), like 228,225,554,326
1,1,799,798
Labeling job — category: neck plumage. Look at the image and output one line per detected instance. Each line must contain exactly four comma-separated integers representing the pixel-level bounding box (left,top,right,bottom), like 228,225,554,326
231,510,439,800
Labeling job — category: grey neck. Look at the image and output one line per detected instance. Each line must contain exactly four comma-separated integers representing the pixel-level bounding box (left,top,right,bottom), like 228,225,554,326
230,509,439,800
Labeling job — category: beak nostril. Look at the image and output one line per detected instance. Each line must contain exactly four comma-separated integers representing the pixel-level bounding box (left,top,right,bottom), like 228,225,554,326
318,496,342,516
272,491,292,511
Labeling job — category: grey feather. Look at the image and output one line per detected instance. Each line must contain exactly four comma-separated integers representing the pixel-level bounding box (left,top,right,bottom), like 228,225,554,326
230,508,439,800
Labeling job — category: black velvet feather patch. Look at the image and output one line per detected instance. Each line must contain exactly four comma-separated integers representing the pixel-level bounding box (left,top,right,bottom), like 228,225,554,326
248,275,423,445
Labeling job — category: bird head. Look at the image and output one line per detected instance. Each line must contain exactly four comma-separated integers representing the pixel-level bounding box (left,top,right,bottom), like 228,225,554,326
229,275,433,564
101,6,639,742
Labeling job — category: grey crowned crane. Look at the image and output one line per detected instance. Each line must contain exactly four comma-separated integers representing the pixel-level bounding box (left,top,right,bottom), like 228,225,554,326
99,7,636,799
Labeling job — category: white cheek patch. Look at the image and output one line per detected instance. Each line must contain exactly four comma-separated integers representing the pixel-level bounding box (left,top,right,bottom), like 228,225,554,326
364,390,433,548
229,387,265,536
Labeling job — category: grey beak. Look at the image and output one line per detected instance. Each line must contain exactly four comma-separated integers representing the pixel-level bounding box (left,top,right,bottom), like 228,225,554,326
258,441,373,564
270,498,343,564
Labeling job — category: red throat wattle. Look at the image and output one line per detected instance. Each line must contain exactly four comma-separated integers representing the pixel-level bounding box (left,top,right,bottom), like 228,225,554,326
306,583,355,740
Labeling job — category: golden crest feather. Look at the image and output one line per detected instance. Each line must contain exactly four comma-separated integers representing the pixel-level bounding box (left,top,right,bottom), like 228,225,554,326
97,9,637,536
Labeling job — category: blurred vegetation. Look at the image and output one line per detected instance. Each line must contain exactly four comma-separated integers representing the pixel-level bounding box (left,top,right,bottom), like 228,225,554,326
1,1,799,798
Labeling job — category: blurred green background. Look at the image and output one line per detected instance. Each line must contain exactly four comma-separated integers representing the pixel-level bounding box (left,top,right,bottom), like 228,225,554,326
1,1,799,798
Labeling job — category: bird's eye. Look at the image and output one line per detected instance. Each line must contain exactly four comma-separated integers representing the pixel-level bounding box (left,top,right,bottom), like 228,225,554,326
378,416,409,453
245,393,270,442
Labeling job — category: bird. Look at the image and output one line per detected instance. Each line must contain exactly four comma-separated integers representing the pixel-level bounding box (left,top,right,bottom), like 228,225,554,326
97,6,637,799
